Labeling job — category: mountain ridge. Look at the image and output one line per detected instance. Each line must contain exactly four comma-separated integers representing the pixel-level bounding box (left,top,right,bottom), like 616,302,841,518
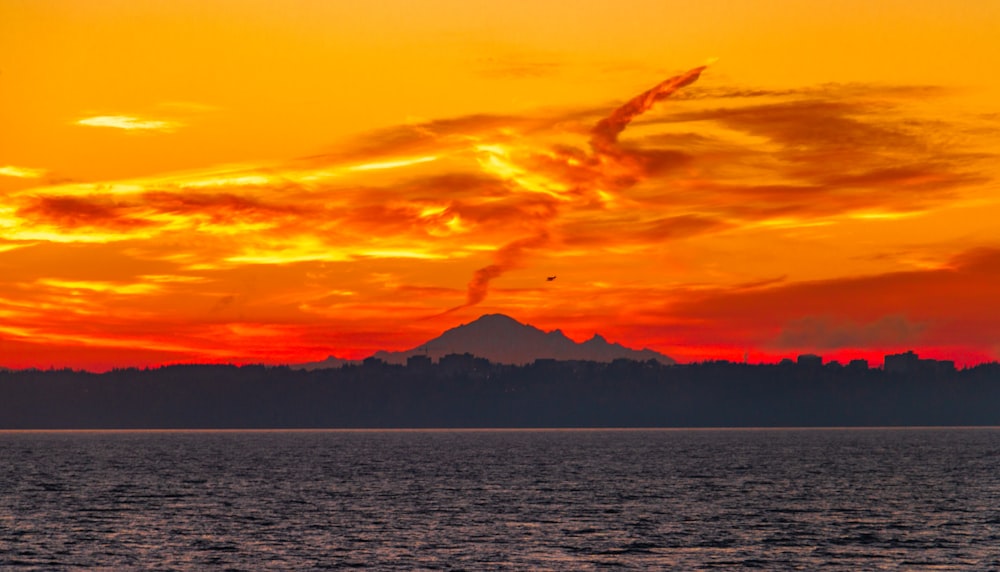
370,313,674,365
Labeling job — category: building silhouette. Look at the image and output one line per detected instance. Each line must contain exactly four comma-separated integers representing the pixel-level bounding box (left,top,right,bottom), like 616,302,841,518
847,359,869,371
406,355,432,370
884,350,956,375
884,351,920,373
797,354,823,367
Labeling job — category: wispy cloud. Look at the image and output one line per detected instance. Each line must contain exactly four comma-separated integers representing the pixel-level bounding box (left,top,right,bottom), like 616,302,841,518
12,77,991,274
474,56,563,79
37,278,162,295
774,315,925,350
76,115,182,132
0,165,46,178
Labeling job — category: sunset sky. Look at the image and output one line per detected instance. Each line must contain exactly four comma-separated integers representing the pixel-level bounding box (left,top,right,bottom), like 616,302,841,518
2,0,1000,370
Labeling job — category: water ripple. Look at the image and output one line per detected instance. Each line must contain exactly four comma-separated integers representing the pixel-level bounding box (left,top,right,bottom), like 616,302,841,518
1,428,999,570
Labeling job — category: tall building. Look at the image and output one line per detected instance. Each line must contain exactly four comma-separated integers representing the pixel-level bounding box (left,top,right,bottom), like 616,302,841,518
883,351,956,374
884,351,920,373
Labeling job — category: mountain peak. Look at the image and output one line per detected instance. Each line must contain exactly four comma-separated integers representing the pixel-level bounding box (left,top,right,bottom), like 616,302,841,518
372,314,674,365
549,328,569,339
463,313,524,328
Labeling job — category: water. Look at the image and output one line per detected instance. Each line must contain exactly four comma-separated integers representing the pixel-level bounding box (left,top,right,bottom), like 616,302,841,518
2,428,999,570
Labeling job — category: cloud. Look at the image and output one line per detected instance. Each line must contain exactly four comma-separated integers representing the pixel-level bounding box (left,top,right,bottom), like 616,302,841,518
774,315,925,349
619,92,993,230
347,156,438,172
0,165,46,178
668,83,951,102
590,64,708,155
37,278,162,296
309,113,549,165
662,248,1000,352
4,66,998,367
142,192,304,225
18,71,990,305
438,65,712,309
16,78,992,264
560,214,727,248
76,115,182,132
17,196,153,231
665,99,916,157
463,232,550,307
475,56,563,79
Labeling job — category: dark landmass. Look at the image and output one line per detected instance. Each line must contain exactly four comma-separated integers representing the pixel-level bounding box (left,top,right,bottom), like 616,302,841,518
291,354,358,371
2,357,1000,429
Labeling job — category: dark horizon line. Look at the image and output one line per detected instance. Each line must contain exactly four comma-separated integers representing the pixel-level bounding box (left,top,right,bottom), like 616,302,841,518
3,426,1000,433
0,351,991,374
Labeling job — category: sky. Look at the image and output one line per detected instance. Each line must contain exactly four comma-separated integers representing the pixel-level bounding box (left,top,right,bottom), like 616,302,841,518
2,0,1000,371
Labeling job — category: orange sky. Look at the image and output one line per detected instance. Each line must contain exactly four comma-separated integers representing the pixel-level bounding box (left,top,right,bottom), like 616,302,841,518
2,0,1000,370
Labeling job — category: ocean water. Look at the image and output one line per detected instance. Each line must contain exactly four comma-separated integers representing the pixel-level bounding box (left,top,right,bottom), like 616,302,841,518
2,428,999,570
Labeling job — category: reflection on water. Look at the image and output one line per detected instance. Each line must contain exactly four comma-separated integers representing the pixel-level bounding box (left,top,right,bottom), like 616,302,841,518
2,428,1000,570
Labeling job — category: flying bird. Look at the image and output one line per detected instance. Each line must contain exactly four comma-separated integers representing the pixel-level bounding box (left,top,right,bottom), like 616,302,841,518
547,276,557,281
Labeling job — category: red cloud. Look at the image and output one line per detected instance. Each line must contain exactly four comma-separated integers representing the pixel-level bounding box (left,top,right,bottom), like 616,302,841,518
663,248,1000,355
18,196,153,231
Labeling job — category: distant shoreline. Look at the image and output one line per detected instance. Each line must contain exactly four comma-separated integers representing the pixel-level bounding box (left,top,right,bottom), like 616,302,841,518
4,426,1000,433
3,360,1000,429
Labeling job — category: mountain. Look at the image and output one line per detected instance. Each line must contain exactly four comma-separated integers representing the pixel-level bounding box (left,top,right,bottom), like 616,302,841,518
371,314,675,365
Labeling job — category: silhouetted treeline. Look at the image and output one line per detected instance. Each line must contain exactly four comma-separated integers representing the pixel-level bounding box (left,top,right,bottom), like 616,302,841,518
2,358,1000,428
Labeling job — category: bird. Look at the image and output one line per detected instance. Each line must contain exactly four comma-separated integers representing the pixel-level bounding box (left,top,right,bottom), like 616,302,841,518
546,276,557,281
